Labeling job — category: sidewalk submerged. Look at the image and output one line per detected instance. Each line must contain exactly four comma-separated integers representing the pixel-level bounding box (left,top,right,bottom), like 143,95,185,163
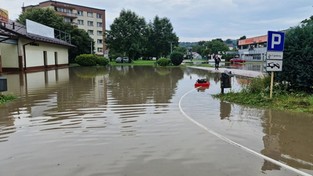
187,66,267,78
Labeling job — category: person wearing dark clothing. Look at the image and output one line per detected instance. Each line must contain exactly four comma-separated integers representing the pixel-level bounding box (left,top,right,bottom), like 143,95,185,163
214,54,221,70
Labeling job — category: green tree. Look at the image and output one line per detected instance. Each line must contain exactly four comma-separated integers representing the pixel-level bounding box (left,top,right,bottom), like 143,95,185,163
17,8,64,28
192,44,206,57
206,39,229,54
147,16,179,58
17,8,93,62
170,51,184,66
106,9,147,61
69,28,94,62
173,46,187,54
276,21,313,91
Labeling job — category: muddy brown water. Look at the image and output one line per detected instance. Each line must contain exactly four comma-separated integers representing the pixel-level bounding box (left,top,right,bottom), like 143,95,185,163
0,66,312,176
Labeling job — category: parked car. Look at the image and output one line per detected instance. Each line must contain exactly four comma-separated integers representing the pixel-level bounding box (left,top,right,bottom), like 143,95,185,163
115,57,129,63
230,58,246,64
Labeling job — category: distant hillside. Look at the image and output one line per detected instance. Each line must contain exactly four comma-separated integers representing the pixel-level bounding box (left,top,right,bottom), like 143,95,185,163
179,42,198,48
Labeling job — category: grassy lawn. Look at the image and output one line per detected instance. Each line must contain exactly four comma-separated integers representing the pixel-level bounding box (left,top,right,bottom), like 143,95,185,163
110,60,157,66
109,59,214,67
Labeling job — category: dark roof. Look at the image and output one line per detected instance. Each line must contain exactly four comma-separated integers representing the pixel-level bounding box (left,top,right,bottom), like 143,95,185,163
0,28,17,38
0,20,75,47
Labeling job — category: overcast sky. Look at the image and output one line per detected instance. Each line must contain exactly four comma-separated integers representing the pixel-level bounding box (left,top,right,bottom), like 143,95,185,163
1,0,312,42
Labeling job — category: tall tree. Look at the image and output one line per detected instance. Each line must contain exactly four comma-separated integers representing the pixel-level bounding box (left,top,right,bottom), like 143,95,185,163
147,16,179,58
18,8,93,62
106,9,147,61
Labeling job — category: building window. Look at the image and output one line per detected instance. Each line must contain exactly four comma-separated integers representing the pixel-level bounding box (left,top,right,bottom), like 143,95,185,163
87,12,93,17
97,22,102,27
64,17,72,23
78,20,84,25
87,21,94,26
88,30,94,35
97,39,103,44
96,13,102,18
97,47,103,53
97,30,102,36
77,10,83,16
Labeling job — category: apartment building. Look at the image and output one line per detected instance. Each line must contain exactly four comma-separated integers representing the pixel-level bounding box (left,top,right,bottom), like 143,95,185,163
23,0,106,55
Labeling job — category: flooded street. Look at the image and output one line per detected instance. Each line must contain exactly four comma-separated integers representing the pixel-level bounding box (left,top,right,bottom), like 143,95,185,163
0,66,312,176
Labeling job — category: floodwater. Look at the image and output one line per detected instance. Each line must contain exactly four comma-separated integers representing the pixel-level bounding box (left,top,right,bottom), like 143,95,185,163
0,66,312,176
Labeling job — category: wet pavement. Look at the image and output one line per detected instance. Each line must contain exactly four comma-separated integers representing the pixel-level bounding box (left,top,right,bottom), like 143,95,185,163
188,65,266,78
0,66,312,176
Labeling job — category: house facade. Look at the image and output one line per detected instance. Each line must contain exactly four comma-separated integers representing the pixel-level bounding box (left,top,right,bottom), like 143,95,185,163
0,20,74,73
22,0,106,56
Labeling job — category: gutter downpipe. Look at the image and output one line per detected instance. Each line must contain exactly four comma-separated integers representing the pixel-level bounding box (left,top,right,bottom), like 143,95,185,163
22,41,35,71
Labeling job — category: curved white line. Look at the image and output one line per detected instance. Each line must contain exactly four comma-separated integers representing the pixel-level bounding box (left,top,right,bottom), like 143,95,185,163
178,88,312,176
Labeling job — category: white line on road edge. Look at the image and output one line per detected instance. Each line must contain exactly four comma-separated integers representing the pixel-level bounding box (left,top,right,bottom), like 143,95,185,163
178,88,312,176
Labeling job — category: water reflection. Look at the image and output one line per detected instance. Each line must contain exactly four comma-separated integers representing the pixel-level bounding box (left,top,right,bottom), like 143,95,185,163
261,110,313,171
225,62,265,72
108,66,183,105
0,66,184,138
220,100,231,120
0,66,312,175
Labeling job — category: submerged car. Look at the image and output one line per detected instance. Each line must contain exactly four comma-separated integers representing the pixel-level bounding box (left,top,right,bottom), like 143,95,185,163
230,58,246,64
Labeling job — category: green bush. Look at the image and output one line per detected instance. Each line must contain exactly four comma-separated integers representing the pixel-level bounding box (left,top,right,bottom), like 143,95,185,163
170,51,184,66
0,94,16,104
276,24,313,92
96,56,109,66
75,54,97,66
156,57,171,66
243,77,271,94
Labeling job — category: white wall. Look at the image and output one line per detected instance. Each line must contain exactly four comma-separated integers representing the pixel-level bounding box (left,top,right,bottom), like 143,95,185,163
23,40,69,68
0,43,19,68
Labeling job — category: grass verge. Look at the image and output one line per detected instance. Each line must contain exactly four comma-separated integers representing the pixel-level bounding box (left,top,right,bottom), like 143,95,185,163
213,77,313,114
110,60,157,66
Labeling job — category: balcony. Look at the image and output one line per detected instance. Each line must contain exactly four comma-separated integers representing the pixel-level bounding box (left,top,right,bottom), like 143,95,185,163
56,12,77,19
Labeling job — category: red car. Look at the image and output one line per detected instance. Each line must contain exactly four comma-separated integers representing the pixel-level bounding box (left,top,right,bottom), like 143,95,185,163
230,58,246,64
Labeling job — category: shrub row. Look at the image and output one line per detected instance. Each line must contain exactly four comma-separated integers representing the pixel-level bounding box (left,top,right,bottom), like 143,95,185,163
156,57,171,66
75,54,109,66
156,51,184,66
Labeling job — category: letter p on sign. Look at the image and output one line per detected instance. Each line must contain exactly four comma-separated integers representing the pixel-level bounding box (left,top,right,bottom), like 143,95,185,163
267,31,285,51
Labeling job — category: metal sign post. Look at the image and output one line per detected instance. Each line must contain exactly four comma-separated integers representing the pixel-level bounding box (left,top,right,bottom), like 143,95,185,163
266,31,285,99
270,71,274,99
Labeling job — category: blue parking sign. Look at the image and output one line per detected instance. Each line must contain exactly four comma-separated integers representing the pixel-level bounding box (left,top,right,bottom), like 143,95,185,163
267,31,285,51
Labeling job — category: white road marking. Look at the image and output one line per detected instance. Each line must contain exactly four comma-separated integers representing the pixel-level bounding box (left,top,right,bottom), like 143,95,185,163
179,88,312,176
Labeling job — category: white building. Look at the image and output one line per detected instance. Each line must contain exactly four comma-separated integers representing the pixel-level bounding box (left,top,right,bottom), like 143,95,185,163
0,20,74,73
